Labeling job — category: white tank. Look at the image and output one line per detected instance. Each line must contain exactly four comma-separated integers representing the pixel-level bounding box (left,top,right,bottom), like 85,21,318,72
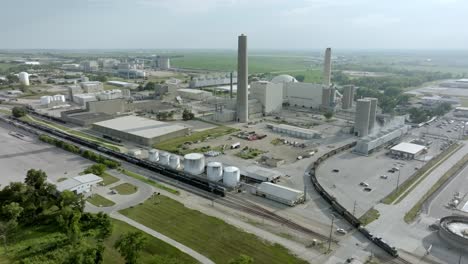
223,166,240,188
148,149,159,162
183,153,205,175
159,152,170,165
19,72,29,86
40,95,52,105
169,155,180,169
207,162,223,182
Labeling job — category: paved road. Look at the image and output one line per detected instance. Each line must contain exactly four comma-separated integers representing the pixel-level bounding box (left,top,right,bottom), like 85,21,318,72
366,142,468,263
111,212,215,264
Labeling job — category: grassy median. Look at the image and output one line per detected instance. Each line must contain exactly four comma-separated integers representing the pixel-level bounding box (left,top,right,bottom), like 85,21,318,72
359,208,380,226
119,169,180,195
120,196,308,264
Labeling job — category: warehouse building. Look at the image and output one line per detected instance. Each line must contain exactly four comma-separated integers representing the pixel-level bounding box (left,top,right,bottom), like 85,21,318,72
454,107,468,118
250,81,283,114
390,142,426,159
80,81,104,93
92,116,189,145
267,123,321,139
177,89,212,100
56,174,103,195
256,182,305,206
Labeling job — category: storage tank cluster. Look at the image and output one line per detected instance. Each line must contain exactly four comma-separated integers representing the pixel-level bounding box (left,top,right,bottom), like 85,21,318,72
207,162,223,182
159,152,170,165
18,72,30,86
169,155,180,169
223,166,240,188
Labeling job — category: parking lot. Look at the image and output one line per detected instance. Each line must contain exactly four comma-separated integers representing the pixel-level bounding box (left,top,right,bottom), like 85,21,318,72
316,147,425,217
0,122,93,187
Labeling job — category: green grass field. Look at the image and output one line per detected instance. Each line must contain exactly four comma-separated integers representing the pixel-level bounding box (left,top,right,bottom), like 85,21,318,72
0,219,197,264
280,69,323,83
171,52,314,73
359,208,380,226
119,197,307,264
101,172,120,186
87,194,115,207
111,183,138,195
154,126,238,155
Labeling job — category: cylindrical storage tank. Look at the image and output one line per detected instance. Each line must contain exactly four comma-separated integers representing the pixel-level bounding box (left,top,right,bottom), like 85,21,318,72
223,166,240,188
19,72,29,86
207,162,223,182
169,155,180,169
148,149,159,162
183,153,205,175
159,152,170,165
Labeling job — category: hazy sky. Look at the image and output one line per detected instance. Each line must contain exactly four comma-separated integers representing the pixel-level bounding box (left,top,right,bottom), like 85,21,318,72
2,0,467,50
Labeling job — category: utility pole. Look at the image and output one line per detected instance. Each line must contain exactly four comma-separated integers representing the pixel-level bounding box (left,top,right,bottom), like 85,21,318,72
328,215,335,252
396,169,401,193
304,184,307,202
352,201,357,216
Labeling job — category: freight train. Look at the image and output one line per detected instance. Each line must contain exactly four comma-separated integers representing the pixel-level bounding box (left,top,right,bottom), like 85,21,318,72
309,142,399,258
10,116,226,197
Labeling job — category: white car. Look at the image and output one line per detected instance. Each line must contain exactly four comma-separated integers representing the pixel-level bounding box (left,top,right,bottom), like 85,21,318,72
336,228,347,235
359,182,369,187
380,175,388,179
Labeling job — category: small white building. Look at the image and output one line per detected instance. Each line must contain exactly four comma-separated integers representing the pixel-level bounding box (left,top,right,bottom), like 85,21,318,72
454,107,468,118
390,142,426,159
73,93,97,106
96,89,123,100
256,182,305,206
56,174,103,194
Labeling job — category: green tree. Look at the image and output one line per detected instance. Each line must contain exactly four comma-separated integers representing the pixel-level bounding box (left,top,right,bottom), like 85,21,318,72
58,190,85,211
12,106,27,118
114,231,147,264
84,163,106,176
294,74,305,82
144,82,156,91
182,109,195,121
228,254,254,264
1,202,23,222
323,111,334,120
25,169,47,190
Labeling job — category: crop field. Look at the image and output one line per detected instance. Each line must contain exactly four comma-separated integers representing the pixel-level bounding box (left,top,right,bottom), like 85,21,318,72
120,196,308,264
171,51,316,73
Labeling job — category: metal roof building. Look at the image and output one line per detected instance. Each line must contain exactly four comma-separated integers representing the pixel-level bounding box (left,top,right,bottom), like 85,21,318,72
56,174,103,194
256,182,304,206
390,142,425,159
92,116,189,146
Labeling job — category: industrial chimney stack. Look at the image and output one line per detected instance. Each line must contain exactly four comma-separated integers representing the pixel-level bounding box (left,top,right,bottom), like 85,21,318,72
236,34,248,123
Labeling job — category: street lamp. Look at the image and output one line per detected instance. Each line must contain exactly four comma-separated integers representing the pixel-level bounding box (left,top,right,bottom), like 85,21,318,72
328,215,335,252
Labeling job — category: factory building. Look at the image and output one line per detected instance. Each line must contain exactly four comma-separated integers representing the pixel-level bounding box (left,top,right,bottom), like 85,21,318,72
80,81,104,93
81,61,99,72
92,115,189,145
96,89,123,101
107,81,139,89
86,99,126,114
117,63,146,78
236,34,249,123
73,94,97,106
354,117,410,155
101,59,120,69
256,182,305,206
40,94,66,107
267,123,321,139
177,89,212,101
454,107,468,118
342,85,355,109
18,72,30,86
189,73,237,88
250,81,283,114
157,57,171,70
270,75,326,109
390,142,426,159
354,98,378,137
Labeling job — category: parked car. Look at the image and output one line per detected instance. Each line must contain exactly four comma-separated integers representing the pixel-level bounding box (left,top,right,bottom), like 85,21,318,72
336,228,347,235
364,187,372,192
359,182,369,187
380,175,388,179
332,169,340,173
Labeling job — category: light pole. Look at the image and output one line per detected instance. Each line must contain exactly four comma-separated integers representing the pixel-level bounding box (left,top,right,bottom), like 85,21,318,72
396,169,401,193
328,215,335,253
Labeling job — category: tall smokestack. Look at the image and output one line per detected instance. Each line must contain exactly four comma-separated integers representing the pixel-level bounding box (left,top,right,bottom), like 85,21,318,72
236,34,248,123
230,72,233,99
323,47,332,87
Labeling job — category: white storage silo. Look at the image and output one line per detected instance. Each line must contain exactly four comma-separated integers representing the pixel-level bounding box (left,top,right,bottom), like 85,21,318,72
183,153,205,175
148,149,159,162
19,72,29,86
159,152,170,165
169,155,180,169
223,166,240,188
40,96,52,105
207,162,223,182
